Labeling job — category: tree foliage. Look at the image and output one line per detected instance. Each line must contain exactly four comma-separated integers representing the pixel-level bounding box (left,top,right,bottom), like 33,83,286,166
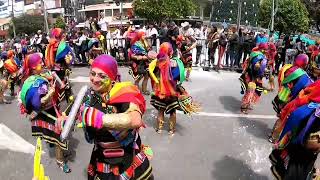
301,0,320,32
54,16,66,29
9,14,44,37
133,0,197,22
258,0,309,33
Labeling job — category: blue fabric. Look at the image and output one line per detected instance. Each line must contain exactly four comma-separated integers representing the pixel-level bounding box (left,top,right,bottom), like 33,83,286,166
25,79,48,112
291,74,313,99
56,45,72,63
279,104,314,141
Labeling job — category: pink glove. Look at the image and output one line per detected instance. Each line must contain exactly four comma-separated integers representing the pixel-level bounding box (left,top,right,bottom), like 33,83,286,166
81,107,104,129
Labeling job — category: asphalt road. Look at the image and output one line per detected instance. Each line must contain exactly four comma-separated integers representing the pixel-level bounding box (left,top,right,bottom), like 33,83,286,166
0,67,280,180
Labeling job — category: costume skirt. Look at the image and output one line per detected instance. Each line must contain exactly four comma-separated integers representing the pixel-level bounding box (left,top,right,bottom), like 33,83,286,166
31,107,68,150
88,146,152,180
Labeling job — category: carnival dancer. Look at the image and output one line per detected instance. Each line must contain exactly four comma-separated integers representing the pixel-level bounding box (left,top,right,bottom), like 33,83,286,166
45,28,74,103
239,44,269,114
149,42,200,135
265,43,277,91
307,47,320,80
128,31,151,95
0,52,9,104
176,35,196,81
3,50,20,97
88,33,104,62
269,80,320,180
76,54,153,180
19,53,71,173
269,54,313,142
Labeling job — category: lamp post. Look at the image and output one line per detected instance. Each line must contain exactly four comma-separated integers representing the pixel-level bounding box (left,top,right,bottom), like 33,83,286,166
236,0,242,30
271,0,275,31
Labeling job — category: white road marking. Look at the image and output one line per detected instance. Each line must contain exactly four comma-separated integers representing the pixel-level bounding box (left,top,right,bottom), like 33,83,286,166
179,111,277,119
0,123,36,154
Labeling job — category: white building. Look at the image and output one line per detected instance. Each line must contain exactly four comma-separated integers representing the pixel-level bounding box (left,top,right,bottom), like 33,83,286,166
0,0,64,19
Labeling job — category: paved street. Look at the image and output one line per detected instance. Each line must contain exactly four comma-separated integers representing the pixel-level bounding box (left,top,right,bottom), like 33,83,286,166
0,67,280,180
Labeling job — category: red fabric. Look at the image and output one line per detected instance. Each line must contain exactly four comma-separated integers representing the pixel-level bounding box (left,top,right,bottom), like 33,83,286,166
109,84,146,114
279,80,320,125
45,39,59,68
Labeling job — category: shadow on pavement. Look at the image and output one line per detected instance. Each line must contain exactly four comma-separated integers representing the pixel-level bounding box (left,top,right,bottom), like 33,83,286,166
212,155,269,180
65,135,80,162
219,96,242,112
238,117,272,140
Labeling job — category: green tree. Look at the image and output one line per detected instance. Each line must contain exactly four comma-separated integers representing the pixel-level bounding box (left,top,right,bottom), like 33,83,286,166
54,16,66,29
258,0,309,33
301,0,320,32
9,14,44,37
133,0,197,22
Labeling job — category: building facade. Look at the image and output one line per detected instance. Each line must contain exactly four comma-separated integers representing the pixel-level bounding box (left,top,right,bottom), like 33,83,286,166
0,0,63,19
211,0,260,27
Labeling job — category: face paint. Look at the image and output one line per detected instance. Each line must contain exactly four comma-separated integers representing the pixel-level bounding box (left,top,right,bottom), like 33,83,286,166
90,69,112,93
101,78,111,89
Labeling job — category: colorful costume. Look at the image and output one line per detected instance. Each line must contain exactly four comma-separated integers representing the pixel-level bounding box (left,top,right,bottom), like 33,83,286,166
45,28,73,103
269,80,320,180
20,53,71,173
3,50,20,97
272,54,311,115
176,35,196,80
265,43,277,91
239,50,268,113
128,31,150,80
0,53,8,103
79,55,153,180
149,43,199,134
270,61,313,143
88,37,104,60
128,31,151,94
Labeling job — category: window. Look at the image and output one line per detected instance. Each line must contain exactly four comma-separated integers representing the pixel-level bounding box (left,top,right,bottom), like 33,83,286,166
105,9,112,17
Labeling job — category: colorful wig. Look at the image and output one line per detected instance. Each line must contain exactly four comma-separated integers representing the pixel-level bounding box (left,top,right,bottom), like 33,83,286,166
91,54,118,81
294,54,309,69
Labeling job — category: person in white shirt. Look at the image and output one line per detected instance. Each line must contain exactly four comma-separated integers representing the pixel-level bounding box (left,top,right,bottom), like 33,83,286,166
180,22,194,37
98,16,108,35
147,24,158,52
75,31,87,63
194,22,204,65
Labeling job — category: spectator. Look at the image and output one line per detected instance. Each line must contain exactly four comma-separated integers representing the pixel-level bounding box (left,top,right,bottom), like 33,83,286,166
228,26,239,69
194,22,204,66
167,21,180,57
218,28,228,69
158,22,168,44
207,26,219,67
147,24,158,52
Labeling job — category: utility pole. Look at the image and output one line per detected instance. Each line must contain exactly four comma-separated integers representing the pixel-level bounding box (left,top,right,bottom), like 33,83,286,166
42,0,49,34
271,0,275,32
236,0,242,30
11,0,16,37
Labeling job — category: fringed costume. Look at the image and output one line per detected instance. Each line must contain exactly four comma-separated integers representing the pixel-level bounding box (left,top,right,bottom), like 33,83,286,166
266,43,277,91
239,49,268,114
149,43,199,135
269,80,320,180
128,31,151,94
79,55,153,180
176,35,196,80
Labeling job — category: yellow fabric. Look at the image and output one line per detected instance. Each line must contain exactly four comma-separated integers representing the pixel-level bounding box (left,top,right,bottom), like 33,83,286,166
109,81,134,97
148,59,159,84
